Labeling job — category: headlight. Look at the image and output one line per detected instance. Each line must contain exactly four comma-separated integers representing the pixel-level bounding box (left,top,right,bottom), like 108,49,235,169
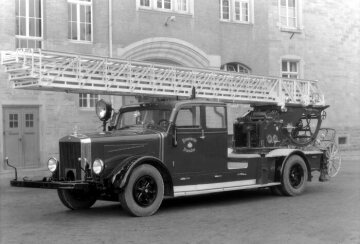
47,157,58,173
95,99,112,121
92,159,104,175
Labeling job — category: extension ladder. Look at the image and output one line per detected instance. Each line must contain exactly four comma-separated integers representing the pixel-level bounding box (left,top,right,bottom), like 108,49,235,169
0,49,325,107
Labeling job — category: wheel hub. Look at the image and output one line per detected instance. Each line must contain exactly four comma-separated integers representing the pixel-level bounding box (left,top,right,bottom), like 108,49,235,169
133,175,158,207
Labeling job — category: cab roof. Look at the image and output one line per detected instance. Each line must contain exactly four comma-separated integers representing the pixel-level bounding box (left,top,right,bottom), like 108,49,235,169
120,99,226,111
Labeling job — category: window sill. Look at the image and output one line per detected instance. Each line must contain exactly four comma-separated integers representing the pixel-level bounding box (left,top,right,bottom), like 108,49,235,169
279,26,303,33
15,35,43,40
137,7,193,17
79,107,95,111
68,40,93,44
219,20,253,25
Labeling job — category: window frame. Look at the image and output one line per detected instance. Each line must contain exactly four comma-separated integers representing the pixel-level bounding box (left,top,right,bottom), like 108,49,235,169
221,62,251,74
78,93,100,110
281,60,300,79
137,0,193,15
278,0,303,31
220,0,253,24
175,105,202,129
205,106,227,130
67,0,93,43
15,0,44,48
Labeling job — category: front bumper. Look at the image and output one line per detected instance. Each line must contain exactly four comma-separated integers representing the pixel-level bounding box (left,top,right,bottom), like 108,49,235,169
10,178,92,190
6,157,94,191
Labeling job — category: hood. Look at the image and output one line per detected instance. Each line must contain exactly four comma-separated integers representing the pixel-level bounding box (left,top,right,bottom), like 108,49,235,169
82,128,164,179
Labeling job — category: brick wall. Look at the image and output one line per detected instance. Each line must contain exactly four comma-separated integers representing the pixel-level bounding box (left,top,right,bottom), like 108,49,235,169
267,0,360,150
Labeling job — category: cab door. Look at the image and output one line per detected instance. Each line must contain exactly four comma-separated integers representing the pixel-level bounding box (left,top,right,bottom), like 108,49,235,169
168,105,207,185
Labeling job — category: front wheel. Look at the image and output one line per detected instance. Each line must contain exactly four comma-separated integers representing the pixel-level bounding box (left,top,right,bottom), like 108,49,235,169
281,155,308,196
119,164,164,217
57,189,97,210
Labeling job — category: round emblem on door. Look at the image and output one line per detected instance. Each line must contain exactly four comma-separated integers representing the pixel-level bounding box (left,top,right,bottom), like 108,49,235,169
182,137,197,153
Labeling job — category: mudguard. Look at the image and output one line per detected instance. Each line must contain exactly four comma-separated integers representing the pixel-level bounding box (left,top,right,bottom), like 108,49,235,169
110,155,173,192
266,148,312,181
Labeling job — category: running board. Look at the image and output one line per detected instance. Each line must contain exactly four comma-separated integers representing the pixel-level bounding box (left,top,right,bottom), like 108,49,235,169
173,180,281,197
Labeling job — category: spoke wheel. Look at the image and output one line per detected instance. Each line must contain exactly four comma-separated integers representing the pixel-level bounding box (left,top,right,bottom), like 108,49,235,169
119,164,164,217
281,155,308,196
326,143,341,177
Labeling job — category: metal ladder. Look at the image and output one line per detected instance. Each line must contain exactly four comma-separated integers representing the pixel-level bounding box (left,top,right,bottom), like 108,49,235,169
1,49,325,107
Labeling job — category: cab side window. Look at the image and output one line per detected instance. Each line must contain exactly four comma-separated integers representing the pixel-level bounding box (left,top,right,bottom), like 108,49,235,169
176,106,201,128
205,106,226,129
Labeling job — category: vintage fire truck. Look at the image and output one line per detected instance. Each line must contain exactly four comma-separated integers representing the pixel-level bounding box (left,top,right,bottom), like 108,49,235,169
1,49,341,217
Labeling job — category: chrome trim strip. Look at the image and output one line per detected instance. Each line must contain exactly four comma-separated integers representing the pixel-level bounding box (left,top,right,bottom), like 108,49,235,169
227,162,249,170
174,181,280,197
80,138,91,180
228,153,261,158
158,132,165,162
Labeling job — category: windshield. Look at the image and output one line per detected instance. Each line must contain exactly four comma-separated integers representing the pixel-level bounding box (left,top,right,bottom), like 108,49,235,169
116,108,172,131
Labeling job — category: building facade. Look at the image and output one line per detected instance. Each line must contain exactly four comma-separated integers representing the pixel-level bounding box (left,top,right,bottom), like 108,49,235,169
0,0,359,171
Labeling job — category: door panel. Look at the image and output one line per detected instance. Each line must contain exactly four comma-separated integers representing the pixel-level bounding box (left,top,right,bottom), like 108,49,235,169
22,109,39,167
3,107,39,168
4,109,22,167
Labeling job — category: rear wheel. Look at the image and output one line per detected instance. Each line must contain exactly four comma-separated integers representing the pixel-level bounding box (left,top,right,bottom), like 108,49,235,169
281,155,308,196
57,189,97,210
119,164,164,217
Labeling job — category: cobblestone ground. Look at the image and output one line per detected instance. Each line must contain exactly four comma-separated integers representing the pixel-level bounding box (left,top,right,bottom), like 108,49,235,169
0,158,359,244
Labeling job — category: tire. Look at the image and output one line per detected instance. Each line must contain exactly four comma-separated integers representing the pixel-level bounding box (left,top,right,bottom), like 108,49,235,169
57,189,97,210
280,155,308,196
119,164,164,217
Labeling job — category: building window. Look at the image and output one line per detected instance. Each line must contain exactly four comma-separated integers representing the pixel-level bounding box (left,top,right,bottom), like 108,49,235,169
140,0,151,7
68,0,92,42
15,0,43,48
137,0,192,14
79,93,99,108
221,0,230,20
157,0,171,10
281,60,299,78
220,0,251,23
221,62,251,74
338,136,348,145
279,0,303,30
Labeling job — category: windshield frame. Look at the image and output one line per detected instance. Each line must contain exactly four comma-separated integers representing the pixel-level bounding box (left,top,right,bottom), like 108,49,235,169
116,104,174,132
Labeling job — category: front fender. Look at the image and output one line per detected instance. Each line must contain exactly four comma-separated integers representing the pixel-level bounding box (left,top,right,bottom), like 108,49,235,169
110,156,172,192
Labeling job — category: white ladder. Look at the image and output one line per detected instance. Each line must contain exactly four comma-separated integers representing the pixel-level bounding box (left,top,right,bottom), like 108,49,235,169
1,49,325,107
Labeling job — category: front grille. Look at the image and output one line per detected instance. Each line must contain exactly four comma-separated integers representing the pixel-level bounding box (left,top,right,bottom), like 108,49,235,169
59,141,81,180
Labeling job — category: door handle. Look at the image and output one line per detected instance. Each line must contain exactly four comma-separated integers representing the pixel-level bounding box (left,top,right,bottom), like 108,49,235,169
199,129,205,140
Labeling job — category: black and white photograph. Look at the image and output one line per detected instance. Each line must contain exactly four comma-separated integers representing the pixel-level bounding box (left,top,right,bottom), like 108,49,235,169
0,0,359,243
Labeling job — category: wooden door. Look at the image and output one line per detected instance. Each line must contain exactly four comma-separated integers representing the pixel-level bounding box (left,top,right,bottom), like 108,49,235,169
3,107,39,168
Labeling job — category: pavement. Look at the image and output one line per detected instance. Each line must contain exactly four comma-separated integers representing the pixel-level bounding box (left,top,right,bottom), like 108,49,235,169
0,151,359,244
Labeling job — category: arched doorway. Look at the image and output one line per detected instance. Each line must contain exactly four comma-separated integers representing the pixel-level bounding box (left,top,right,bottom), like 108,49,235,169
119,37,212,104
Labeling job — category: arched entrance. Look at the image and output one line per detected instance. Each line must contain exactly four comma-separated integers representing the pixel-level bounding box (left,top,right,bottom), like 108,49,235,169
118,37,212,103
118,37,211,68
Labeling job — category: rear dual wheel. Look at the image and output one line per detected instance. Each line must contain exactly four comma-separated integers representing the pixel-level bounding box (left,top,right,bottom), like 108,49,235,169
119,164,164,217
